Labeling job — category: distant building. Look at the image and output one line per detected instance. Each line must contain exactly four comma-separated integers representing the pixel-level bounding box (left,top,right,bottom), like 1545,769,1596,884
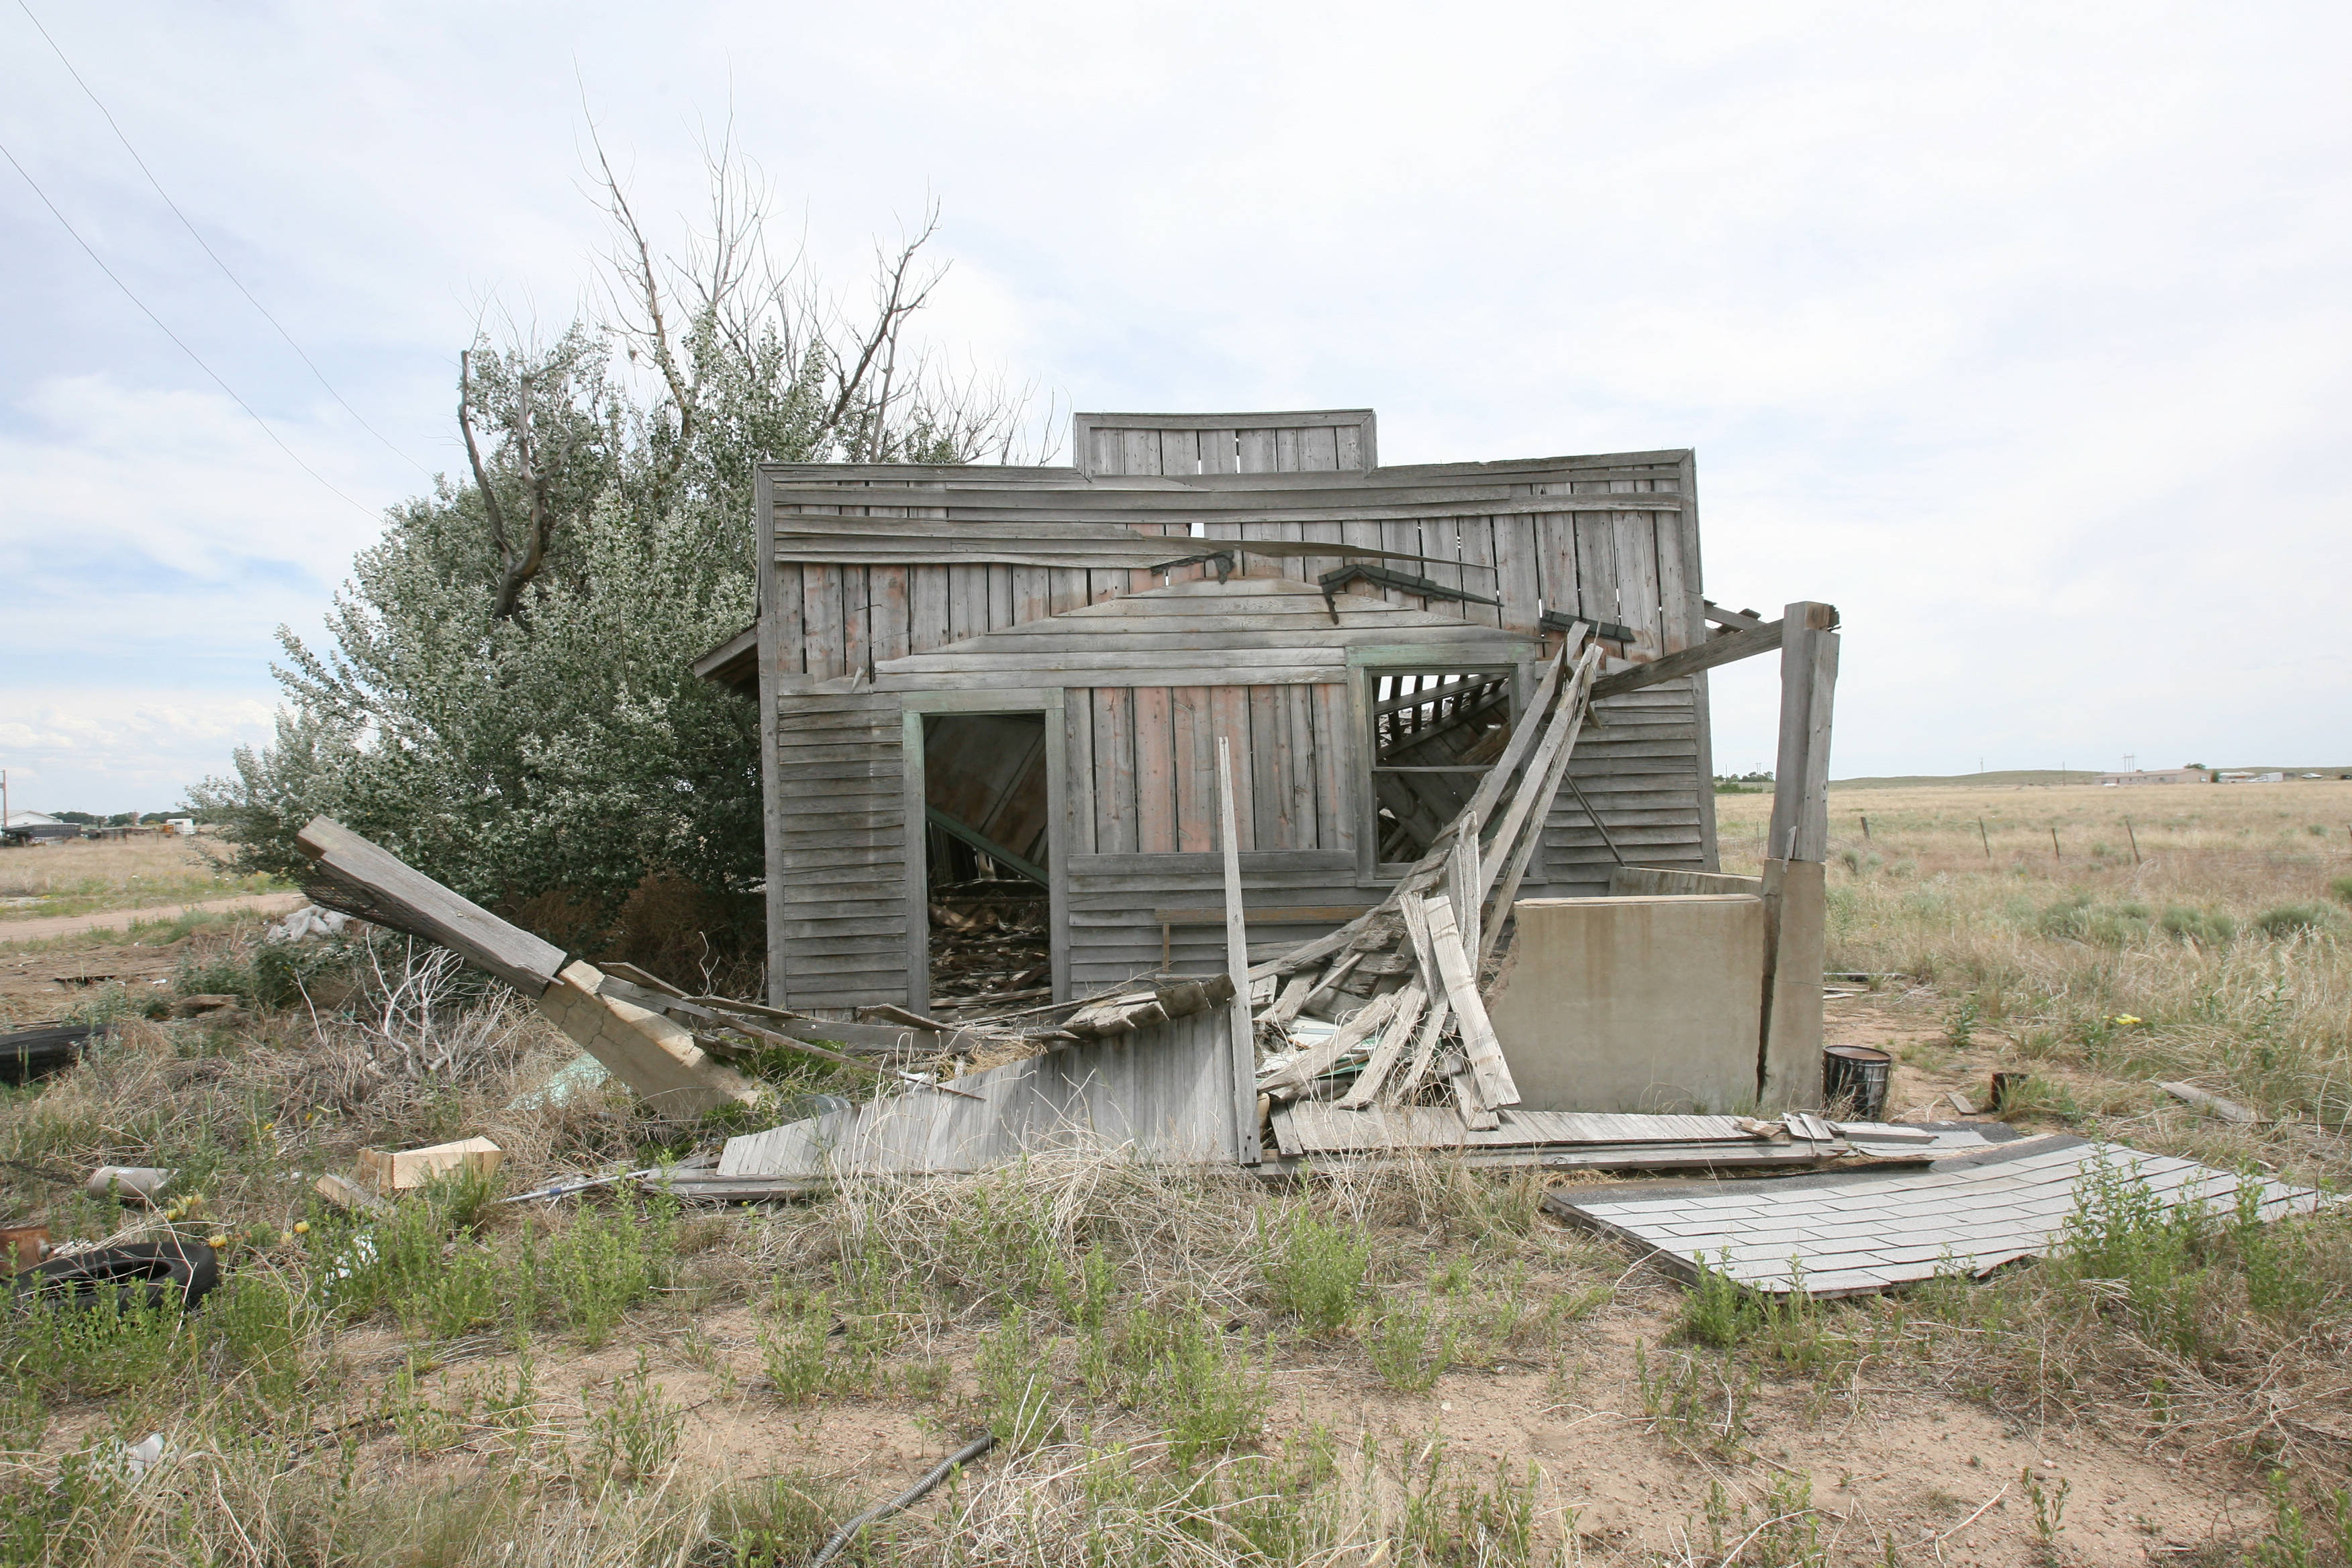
2216,771,2287,784
2097,768,2211,787
1,810,77,846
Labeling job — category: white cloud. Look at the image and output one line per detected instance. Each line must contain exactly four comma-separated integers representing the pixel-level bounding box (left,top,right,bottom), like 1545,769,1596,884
0,690,279,814
1,0,2345,799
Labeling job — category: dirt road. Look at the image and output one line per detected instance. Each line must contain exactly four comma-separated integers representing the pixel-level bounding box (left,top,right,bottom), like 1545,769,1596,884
0,891,305,946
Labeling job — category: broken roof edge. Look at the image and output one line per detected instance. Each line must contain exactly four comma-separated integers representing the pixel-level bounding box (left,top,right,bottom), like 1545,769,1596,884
692,623,759,692
751,446,1697,489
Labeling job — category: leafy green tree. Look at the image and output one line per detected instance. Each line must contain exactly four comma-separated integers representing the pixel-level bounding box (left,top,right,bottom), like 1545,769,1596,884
192,152,1027,957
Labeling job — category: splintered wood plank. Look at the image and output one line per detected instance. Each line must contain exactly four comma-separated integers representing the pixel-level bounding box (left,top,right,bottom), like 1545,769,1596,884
1095,688,1138,855
946,564,985,644
1447,814,1483,959
840,565,872,678
1285,685,1320,848
1450,1063,1501,1130
1421,894,1518,1106
1455,516,1502,628
1064,689,1097,858
1261,987,1402,1097
297,817,566,994
1261,971,1318,1028
1652,511,1692,654
1312,683,1354,854
1388,997,1451,1104
909,565,951,655
1247,685,1291,848
1133,687,1177,853
1173,687,1216,853
1533,505,1577,622
1612,507,1663,659
802,565,847,681
1208,686,1255,852
1573,511,1618,628
869,565,911,663
1335,983,1428,1108
1012,565,1052,628
1492,516,1541,632
1161,428,1201,477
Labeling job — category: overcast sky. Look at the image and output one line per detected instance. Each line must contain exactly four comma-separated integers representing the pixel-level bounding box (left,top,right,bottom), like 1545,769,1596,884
3,1,2345,813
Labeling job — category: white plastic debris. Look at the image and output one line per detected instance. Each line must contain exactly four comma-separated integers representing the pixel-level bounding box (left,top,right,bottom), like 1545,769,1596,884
266,904,351,943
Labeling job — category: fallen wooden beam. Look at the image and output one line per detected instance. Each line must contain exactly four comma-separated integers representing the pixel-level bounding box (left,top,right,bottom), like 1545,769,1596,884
924,805,1048,887
294,816,565,995
1586,614,1798,702
2156,1081,2259,1124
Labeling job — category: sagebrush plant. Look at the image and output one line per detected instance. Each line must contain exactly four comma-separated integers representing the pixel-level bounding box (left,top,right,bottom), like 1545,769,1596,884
187,152,1032,957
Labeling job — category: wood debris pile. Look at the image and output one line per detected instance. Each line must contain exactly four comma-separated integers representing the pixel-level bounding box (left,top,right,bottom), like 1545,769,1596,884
1249,634,1604,1129
926,883,1051,1014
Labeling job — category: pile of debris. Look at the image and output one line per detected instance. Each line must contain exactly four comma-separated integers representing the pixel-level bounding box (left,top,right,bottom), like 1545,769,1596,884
1066,636,1606,1131
926,881,1051,1014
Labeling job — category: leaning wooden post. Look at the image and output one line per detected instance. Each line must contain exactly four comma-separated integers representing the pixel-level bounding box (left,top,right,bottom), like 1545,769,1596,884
1215,738,1259,1164
1757,602,1839,1114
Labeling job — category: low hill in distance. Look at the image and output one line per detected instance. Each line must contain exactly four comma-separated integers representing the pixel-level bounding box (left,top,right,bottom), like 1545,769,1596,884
1830,767,2352,790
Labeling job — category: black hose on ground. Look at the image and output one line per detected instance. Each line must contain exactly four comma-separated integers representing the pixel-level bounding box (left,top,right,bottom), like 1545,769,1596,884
807,1432,995,1567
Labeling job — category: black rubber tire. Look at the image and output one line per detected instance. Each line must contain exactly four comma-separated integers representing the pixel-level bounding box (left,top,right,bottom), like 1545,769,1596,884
15,1239,220,1312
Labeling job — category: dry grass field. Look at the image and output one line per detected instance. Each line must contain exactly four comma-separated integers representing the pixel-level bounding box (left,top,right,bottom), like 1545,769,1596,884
0,834,284,925
0,784,2343,1564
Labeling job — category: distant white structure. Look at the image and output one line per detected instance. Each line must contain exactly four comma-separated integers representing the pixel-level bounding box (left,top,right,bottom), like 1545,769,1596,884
166,818,196,836
2097,767,2211,787
2216,771,2287,785
1,810,75,845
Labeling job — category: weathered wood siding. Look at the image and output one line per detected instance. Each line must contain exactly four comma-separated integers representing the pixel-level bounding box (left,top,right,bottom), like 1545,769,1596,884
755,415,1720,1014
717,1007,1238,1176
1067,849,1369,991
1067,681,1355,858
771,691,909,1012
1541,684,1712,896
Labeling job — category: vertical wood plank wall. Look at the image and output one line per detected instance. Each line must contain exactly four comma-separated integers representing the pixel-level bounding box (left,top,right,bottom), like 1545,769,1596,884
771,691,910,1012
761,433,1721,1008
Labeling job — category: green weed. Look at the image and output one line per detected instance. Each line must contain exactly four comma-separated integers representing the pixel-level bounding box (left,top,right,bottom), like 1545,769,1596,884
707,1469,847,1566
587,1351,684,1483
1368,1293,1457,1392
1261,1210,1367,1336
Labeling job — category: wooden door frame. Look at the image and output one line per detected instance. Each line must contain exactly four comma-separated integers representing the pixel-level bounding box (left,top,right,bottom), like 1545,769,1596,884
898,687,1069,1012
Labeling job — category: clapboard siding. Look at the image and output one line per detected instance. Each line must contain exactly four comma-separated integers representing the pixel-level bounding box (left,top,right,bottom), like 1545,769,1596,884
772,692,909,1012
752,414,1726,1014
1066,850,1365,990
718,1007,1237,1176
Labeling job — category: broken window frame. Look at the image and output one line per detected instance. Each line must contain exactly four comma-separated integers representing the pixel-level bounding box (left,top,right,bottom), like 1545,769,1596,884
1357,660,1523,877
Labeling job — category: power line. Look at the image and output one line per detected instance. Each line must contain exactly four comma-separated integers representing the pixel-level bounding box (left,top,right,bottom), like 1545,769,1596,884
17,0,435,481
0,138,377,520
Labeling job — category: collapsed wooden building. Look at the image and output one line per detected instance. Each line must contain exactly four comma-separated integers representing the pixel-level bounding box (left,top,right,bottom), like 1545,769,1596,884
681,407,1850,1179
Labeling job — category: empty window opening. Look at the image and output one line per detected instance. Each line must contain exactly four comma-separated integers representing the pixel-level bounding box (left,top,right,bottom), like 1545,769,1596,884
922,712,1052,1016
1369,669,1514,864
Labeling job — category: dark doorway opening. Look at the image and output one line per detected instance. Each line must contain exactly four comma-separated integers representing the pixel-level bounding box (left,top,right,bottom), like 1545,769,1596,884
922,712,1052,1017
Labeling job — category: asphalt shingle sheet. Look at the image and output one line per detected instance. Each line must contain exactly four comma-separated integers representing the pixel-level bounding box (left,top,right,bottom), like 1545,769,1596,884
1543,1133,2321,1296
